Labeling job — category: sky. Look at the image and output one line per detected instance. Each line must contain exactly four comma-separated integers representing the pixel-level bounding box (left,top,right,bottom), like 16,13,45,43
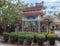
21,0,60,4
21,0,60,9
21,0,60,7
21,0,60,15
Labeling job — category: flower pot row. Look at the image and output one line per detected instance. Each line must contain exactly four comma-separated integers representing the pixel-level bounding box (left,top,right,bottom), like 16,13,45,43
3,32,57,46
3,32,35,45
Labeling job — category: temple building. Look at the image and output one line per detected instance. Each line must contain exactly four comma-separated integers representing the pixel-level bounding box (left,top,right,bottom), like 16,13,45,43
53,16,60,29
21,2,51,32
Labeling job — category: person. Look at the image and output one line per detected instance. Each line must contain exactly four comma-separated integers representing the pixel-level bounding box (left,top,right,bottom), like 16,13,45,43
52,26,54,30
51,29,54,33
0,26,3,35
41,26,46,32
41,26,44,32
49,29,54,33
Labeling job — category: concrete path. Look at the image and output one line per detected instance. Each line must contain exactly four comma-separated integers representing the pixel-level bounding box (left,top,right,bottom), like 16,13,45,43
0,43,22,46
56,41,60,46
55,30,60,38
0,43,16,46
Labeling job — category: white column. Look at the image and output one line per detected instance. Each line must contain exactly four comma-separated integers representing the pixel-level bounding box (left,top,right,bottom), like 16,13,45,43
46,23,49,33
22,21,24,32
38,20,40,33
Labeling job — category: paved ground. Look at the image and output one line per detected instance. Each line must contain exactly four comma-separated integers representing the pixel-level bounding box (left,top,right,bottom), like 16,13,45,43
55,30,60,38
0,42,22,46
56,41,60,46
0,43,17,46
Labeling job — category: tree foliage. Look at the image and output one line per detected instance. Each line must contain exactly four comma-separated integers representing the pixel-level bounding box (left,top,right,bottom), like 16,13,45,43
43,15,54,21
0,0,27,25
57,12,60,19
0,0,27,32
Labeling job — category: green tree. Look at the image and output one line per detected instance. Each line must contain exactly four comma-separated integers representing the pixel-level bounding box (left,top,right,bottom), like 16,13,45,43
1,0,27,25
43,15,54,21
0,0,27,31
57,12,60,19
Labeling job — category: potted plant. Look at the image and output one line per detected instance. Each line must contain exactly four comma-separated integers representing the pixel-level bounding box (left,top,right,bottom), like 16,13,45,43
41,32,48,41
3,32,9,42
33,35,37,43
25,34,34,46
18,33,25,45
36,34,45,46
9,32,18,44
47,33,57,45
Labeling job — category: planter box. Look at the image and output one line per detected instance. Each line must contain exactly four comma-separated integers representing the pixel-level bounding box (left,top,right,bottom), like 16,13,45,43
49,41,55,45
38,42,43,46
18,40,23,45
26,41,32,46
4,38,8,42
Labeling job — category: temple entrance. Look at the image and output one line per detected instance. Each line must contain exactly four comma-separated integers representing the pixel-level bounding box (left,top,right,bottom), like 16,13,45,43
41,23,47,32
24,21,38,32
22,15,41,32
22,18,50,32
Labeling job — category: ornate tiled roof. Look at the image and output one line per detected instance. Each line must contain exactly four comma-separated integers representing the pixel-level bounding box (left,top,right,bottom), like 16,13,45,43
53,16,60,25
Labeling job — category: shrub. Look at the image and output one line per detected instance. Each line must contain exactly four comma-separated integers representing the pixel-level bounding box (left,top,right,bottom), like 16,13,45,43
36,34,46,43
9,32,18,41
3,32,9,38
18,31,25,35
41,32,48,41
41,32,48,35
25,34,34,42
18,33,25,41
3,32,9,42
25,32,36,42
47,33,57,41
25,32,36,34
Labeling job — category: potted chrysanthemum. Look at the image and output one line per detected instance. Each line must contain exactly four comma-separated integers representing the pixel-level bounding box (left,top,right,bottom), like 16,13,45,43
9,32,18,44
36,34,45,46
3,32,9,42
47,33,57,45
